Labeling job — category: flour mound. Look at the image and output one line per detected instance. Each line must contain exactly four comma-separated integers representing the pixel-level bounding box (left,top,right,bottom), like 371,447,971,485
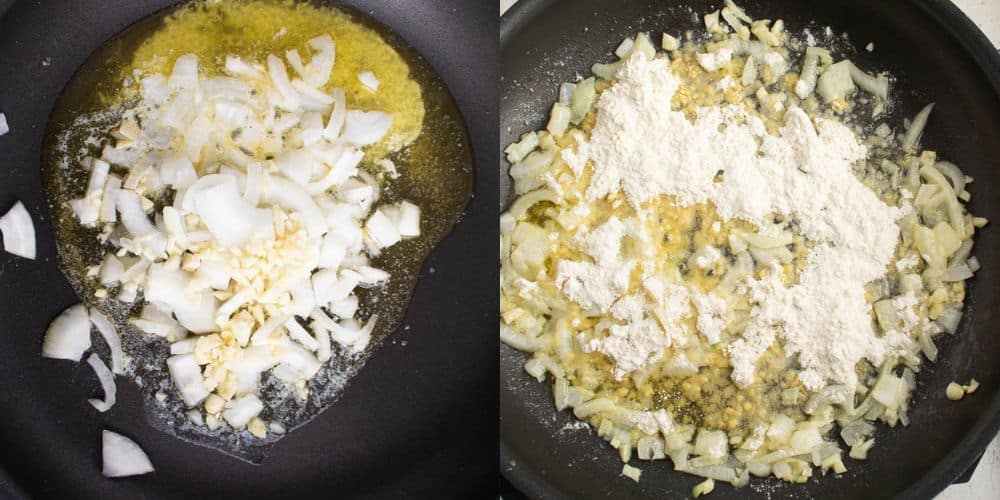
564,54,902,390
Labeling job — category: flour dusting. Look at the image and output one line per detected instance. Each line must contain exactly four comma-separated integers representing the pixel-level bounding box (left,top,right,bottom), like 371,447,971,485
562,54,903,390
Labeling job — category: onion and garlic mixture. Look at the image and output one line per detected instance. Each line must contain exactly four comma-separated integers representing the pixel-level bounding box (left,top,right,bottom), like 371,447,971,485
500,0,986,490
52,35,421,436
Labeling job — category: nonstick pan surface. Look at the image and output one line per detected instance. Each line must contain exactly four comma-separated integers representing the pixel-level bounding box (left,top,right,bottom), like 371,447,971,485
500,1,1000,499
0,1,498,498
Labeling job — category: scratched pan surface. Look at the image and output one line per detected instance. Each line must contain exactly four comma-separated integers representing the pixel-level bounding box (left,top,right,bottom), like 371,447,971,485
0,0,497,498
500,1,1000,499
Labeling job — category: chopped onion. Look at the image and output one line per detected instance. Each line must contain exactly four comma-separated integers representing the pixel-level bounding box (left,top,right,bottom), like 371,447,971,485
935,161,966,194
354,265,390,285
169,338,196,354
902,103,934,153
365,209,402,249
70,159,110,226
313,322,332,362
342,110,393,147
90,310,125,374
267,54,301,111
168,54,199,89
0,112,8,135
166,353,210,407
847,62,889,99
937,308,963,334
222,394,264,428
145,264,218,333
102,430,155,478
943,263,973,282
816,60,856,102
0,200,36,259
115,190,166,257
99,175,122,223
284,318,319,351
260,176,328,237
322,89,347,141
358,71,379,91
86,353,117,412
100,254,125,286
327,315,375,352
42,304,91,361
192,174,273,247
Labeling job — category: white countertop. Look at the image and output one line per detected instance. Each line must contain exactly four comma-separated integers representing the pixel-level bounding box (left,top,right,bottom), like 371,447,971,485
499,0,1000,497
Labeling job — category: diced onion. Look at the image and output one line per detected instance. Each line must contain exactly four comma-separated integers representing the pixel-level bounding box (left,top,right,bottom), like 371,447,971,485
167,353,210,407
903,103,935,153
847,62,889,99
90,310,125,374
358,71,379,91
43,304,92,361
102,430,155,478
816,60,856,102
0,201,36,259
342,110,393,147
222,394,264,428
86,353,117,412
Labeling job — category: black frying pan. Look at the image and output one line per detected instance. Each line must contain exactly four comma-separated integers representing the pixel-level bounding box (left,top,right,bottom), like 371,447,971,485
500,1,1000,499
0,0,497,498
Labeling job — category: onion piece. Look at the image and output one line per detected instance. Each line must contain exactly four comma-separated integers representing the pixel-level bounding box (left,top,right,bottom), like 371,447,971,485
115,190,166,257
192,174,273,247
365,209,401,249
394,201,420,237
902,103,935,153
284,318,319,351
70,159,110,226
99,175,122,223
86,353,117,412
267,54,301,111
0,200,36,259
327,315,376,352
260,176,328,238
100,254,125,286
168,54,199,89
0,112,8,135
934,161,966,194
144,263,218,334
816,60,856,102
358,71,379,91
90,310,125,374
42,303,91,361
847,62,889,99
166,353,210,407
225,55,264,79
102,430,155,478
322,90,347,141
223,394,264,428
169,338,196,355
341,110,393,147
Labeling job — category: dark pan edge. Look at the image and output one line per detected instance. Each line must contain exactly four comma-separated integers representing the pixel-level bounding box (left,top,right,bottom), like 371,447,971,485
498,1,1000,499
896,1,1000,495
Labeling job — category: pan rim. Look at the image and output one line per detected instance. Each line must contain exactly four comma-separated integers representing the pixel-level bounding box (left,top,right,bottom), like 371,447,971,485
498,0,1000,498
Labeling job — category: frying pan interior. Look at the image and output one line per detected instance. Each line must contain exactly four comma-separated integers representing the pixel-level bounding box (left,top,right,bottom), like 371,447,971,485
500,1,1000,499
0,0,498,498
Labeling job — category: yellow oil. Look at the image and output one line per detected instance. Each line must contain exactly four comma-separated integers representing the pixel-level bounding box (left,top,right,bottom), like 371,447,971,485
116,0,423,159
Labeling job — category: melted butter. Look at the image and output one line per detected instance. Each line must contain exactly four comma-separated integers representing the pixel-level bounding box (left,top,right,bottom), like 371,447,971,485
118,0,423,159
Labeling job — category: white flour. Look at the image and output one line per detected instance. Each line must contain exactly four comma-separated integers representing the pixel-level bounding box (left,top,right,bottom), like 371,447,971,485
562,54,903,390
555,216,634,312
